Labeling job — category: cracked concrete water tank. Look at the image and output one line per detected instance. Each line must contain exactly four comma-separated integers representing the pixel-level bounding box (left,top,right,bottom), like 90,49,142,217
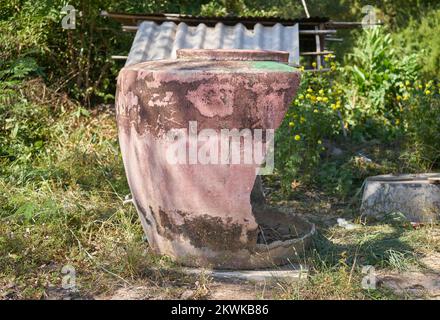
361,174,440,223
115,49,314,269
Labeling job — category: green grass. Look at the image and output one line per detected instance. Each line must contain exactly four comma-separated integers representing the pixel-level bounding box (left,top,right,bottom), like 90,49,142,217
0,83,219,299
1,82,439,300
274,220,440,299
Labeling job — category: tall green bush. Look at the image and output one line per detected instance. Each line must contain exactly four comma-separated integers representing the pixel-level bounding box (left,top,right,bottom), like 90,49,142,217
275,58,341,191
401,81,440,170
274,27,438,195
341,27,420,140
0,0,211,106
396,9,440,80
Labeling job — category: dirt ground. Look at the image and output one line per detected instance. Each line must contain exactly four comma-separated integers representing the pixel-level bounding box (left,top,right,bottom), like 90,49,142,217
39,206,440,300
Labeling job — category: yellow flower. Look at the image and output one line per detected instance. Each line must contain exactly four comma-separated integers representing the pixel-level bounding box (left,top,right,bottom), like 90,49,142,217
324,55,330,61
331,103,337,110
396,119,400,125
311,96,317,102
396,95,402,101
299,94,304,100
306,93,312,99
324,54,335,62
405,80,411,86
289,121,295,127
294,134,301,141
312,62,317,68
318,140,322,145
425,90,432,95
403,94,409,101
300,116,306,123
322,97,329,103
307,87,313,93
313,109,318,113
316,96,323,102
319,89,325,95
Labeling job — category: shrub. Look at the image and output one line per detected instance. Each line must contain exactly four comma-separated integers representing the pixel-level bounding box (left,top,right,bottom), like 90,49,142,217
274,28,438,196
396,9,440,80
401,81,440,170
275,57,341,192
341,27,420,140
0,0,208,105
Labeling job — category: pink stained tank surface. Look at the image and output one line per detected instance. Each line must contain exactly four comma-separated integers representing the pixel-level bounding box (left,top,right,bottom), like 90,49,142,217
115,49,314,269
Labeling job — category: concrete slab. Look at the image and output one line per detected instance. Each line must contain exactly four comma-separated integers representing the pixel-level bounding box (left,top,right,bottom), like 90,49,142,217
361,173,440,223
182,265,308,284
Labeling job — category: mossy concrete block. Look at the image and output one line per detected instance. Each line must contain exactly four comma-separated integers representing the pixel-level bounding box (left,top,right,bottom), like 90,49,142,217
361,174,440,223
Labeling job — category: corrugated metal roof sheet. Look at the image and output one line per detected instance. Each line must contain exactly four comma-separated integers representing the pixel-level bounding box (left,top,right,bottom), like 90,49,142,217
101,11,329,27
126,21,299,67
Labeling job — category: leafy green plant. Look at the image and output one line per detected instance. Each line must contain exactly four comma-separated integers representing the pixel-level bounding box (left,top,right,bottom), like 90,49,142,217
401,81,440,170
273,28,437,196
396,8,440,80
275,57,341,192
341,27,420,140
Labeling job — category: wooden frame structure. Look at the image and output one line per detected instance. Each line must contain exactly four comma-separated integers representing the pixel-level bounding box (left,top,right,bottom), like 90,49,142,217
101,11,366,71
